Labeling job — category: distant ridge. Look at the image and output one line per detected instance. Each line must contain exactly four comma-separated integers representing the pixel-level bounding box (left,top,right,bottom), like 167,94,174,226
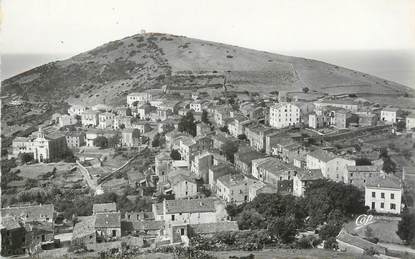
2,32,413,106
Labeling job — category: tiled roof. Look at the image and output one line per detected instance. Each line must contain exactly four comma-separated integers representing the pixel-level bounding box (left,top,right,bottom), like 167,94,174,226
1,204,54,222
336,229,386,254
169,173,197,186
365,175,402,189
217,173,247,187
233,114,249,123
72,216,95,239
236,150,265,165
190,221,239,234
1,216,22,230
256,157,299,175
131,220,164,231
346,165,380,173
297,169,323,181
163,198,216,214
308,149,337,162
95,212,121,228
93,203,117,214
382,107,399,112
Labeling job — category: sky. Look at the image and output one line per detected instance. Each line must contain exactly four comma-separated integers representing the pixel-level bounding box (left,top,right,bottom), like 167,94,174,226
2,0,415,55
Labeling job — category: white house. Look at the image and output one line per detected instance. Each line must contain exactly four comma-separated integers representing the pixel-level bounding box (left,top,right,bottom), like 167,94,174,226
365,175,402,214
381,107,399,124
68,105,87,116
98,112,115,129
306,149,355,182
127,92,152,107
269,102,301,129
406,113,415,130
81,110,100,127
292,169,323,197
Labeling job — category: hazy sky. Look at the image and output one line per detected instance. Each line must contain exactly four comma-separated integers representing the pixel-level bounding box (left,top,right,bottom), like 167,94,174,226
2,0,415,55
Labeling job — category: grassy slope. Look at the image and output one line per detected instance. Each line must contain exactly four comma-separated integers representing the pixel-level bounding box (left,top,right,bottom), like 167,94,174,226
2,33,413,108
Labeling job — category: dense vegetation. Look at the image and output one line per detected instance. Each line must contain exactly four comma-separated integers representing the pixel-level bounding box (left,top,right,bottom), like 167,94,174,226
225,179,366,249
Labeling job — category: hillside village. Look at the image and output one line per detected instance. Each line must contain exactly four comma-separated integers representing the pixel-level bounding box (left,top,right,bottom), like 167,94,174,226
2,84,415,258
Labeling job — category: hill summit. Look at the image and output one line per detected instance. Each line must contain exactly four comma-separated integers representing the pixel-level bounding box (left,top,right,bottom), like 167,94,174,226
2,32,412,106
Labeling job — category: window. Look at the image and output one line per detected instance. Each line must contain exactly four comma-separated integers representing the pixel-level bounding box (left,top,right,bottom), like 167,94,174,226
390,203,396,210
391,193,395,199
112,230,117,237
380,202,384,208
381,193,385,198
171,215,175,221
372,192,376,198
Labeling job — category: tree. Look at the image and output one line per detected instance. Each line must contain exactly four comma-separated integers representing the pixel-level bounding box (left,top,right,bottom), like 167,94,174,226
237,134,247,141
219,126,229,134
152,133,162,147
93,136,108,149
170,149,181,160
221,140,238,163
108,134,121,148
151,133,165,147
397,208,415,245
119,124,126,130
382,157,396,174
319,223,342,241
267,216,298,244
397,120,406,132
302,87,310,93
19,153,34,163
237,209,266,230
355,158,372,166
178,111,197,136
201,110,210,124
304,179,366,227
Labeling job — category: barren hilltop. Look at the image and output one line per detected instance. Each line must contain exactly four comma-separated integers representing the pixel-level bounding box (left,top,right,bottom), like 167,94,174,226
2,32,413,106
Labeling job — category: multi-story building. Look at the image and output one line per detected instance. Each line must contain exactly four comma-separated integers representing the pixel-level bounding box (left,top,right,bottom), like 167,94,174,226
365,175,402,214
228,114,250,138
216,174,258,204
380,107,400,124
98,112,115,129
179,136,213,165
251,157,300,186
248,182,278,201
59,114,78,127
170,174,198,199
245,123,275,151
190,100,207,113
127,92,152,108
344,165,383,189
152,198,217,243
306,149,356,182
95,212,121,241
269,102,301,129
65,131,86,149
406,113,415,130
81,110,99,127
121,128,140,147
113,115,133,129
308,113,328,129
214,107,231,127
11,129,67,162
314,99,359,112
292,169,323,197
68,105,87,116
191,152,214,183
234,148,265,175
208,162,234,188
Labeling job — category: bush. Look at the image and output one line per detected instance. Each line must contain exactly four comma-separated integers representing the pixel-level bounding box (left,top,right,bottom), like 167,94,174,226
363,247,379,256
324,237,338,250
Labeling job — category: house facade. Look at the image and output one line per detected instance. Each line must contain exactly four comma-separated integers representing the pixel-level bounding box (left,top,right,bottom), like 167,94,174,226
365,176,402,214
269,102,301,129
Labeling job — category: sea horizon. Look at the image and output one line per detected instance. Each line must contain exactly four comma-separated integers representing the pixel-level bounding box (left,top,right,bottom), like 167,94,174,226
2,49,415,89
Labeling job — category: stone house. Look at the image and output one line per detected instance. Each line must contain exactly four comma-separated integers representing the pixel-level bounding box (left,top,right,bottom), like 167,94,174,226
95,212,122,241
306,149,356,182
65,131,85,149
